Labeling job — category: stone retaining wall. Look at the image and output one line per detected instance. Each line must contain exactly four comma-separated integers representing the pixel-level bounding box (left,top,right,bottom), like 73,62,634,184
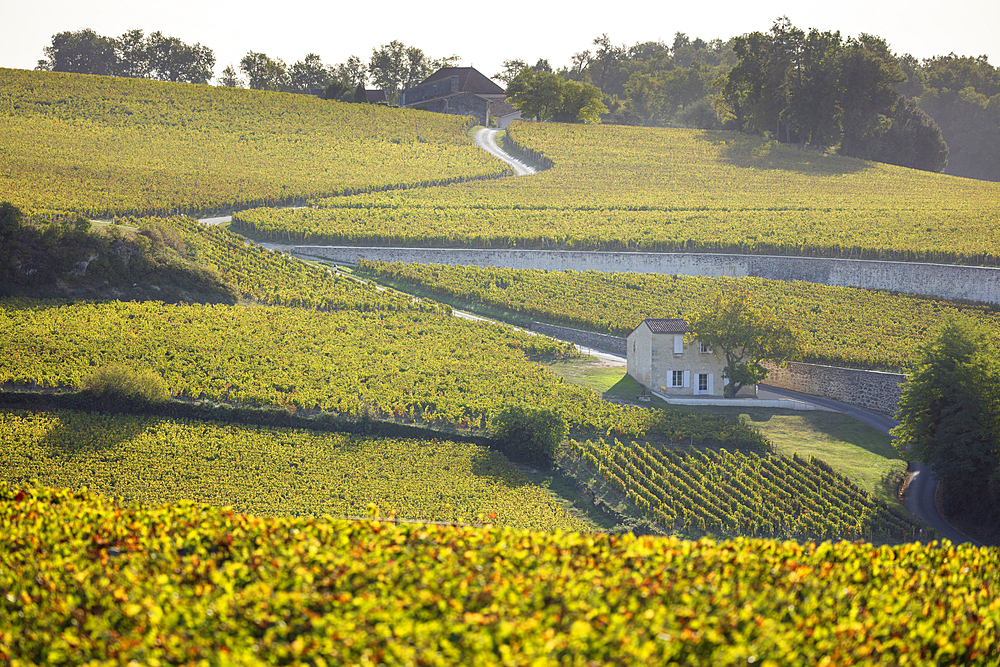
530,322,627,354
761,362,906,417
295,246,1000,305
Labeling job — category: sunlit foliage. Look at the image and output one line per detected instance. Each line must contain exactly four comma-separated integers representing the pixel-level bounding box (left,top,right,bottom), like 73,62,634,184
2,483,998,664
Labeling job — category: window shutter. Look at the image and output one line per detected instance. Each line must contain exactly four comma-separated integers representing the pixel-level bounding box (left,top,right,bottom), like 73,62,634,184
674,335,683,354
683,370,690,388
708,374,714,395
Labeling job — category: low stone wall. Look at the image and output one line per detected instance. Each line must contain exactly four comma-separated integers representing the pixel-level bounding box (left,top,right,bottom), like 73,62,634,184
530,322,627,354
762,361,906,417
294,246,1000,305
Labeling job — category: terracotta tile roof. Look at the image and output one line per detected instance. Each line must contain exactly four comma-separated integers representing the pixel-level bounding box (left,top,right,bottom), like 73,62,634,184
643,318,689,334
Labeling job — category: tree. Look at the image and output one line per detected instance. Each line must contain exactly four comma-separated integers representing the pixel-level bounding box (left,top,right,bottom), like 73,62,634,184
916,54,1000,181
289,53,332,93
144,32,215,84
506,69,565,121
786,29,844,146
368,40,407,103
590,34,628,97
37,29,117,75
492,405,567,468
353,82,368,104
240,51,288,91
322,80,350,101
217,65,244,88
891,317,1000,519
114,29,150,78
687,290,802,398
553,80,607,123
402,46,434,90
837,34,905,159
333,56,368,88
494,59,528,86
875,95,949,172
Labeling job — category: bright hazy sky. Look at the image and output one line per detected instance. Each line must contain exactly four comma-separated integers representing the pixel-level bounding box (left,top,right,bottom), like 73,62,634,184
3,0,997,83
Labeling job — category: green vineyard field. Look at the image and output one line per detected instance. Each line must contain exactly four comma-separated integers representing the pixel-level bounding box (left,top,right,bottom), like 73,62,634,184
0,68,505,219
358,262,1000,371
233,122,1000,265
571,438,921,543
0,411,585,531
0,299,774,445
2,484,998,665
163,216,449,313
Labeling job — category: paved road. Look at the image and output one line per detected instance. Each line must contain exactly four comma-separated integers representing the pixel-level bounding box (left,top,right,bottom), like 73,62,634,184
759,385,980,545
473,128,537,175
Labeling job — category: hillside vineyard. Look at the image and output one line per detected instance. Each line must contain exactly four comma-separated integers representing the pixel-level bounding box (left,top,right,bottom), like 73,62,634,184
358,261,1000,371
234,122,1000,265
0,68,505,219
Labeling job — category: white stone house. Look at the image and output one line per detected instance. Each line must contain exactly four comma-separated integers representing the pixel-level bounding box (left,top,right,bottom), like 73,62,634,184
626,318,752,397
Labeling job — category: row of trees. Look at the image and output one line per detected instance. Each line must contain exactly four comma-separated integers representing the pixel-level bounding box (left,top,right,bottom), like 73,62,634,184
225,42,458,102
35,31,456,104
897,54,1000,181
508,23,999,178
36,29,216,85
496,34,738,129
505,69,606,123
718,18,948,172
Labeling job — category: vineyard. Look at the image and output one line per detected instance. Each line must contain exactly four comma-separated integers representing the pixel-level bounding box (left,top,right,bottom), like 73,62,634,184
232,121,1000,265
570,438,921,543
0,298,778,448
158,216,449,313
359,261,1000,371
3,484,998,665
0,68,506,220
0,411,585,531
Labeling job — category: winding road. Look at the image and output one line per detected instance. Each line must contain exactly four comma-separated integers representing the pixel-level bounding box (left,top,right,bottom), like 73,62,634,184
473,128,537,175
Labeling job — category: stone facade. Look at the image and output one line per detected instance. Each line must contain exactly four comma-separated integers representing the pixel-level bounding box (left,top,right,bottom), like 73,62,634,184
626,320,733,397
295,246,1000,305
530,322,626,354
762,361,906,417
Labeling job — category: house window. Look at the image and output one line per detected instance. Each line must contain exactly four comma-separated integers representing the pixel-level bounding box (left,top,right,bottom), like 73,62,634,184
698,373,708,392
700,341,711,354
671,370,683,387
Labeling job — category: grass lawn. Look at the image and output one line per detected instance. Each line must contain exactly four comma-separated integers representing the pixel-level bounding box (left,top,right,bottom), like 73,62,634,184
543,355,906,505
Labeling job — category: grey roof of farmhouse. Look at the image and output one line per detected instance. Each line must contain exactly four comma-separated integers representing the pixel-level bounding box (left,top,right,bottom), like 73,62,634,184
643,318,689,334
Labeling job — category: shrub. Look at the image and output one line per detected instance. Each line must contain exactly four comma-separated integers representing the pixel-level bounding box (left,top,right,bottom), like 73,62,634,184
492,405,567,468
79,366,171,408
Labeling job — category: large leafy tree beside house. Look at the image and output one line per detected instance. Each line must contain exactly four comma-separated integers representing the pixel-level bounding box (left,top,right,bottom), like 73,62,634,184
687,290,802,398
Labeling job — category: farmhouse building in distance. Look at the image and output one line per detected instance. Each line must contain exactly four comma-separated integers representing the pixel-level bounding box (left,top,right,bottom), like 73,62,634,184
627,318,751,398
400,67,520,128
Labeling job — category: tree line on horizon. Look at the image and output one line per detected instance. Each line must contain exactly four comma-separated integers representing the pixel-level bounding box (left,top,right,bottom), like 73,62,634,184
34,29,456,105
32,24,1000,180
501,19,998,180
